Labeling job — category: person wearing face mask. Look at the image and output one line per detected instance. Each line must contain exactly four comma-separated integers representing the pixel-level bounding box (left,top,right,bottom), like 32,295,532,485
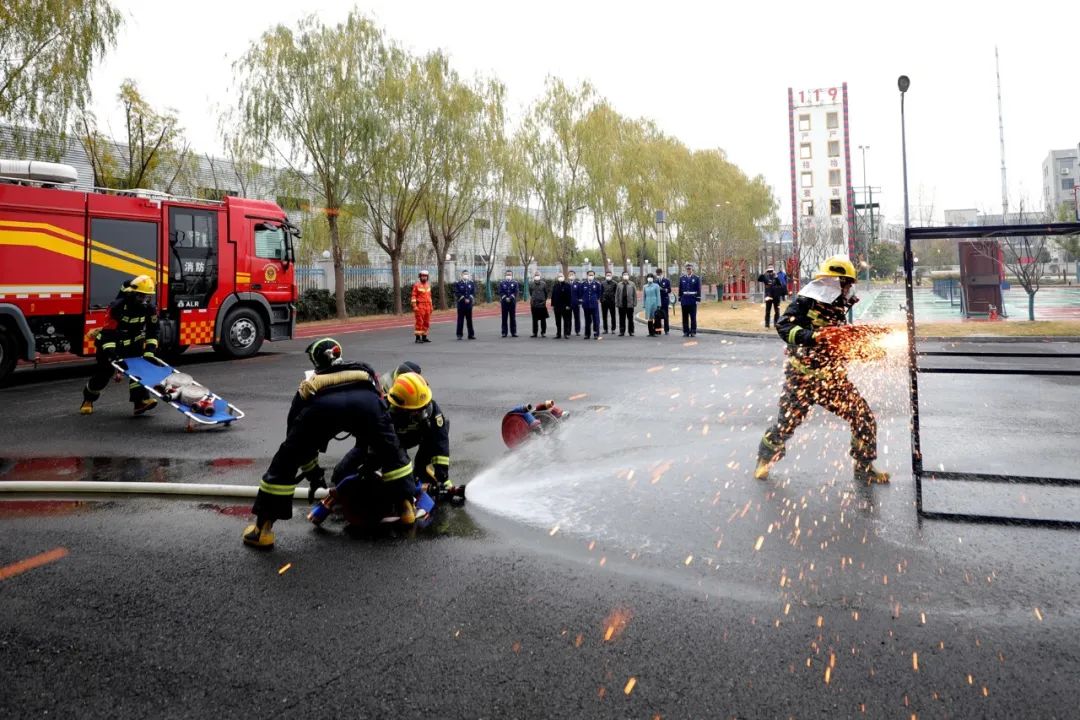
614,271,637,337
551,272,573,339
568,270,583,336
753,256,889,485
600,270,618,334
678,262,702,337
655,268,672,335
528,272,549,338
454,270,477,340
580,270,603,339
498,270,520,338
643,274,661,337
757,265,788,328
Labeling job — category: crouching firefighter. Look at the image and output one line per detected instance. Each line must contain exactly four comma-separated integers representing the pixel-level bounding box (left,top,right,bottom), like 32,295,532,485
80,274,160,416
754,256,890,485
380,363,460,500
242,338,414,549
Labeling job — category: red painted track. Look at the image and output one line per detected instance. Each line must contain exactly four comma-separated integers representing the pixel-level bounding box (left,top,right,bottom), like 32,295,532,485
15,306,527,371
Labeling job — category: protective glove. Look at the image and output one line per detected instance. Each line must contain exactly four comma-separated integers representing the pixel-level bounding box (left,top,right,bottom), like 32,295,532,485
433,463,451,490
303,465,327,503
143,350,156,360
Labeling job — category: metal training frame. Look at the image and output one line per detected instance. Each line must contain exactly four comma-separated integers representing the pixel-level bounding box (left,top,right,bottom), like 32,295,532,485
904,222,1080,529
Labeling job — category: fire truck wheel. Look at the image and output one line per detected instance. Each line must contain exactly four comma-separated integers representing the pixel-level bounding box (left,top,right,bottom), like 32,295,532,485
0,326,17,385
218,307,264,359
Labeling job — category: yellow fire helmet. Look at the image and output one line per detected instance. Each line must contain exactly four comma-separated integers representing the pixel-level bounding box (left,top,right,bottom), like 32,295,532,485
814,256,857,281
387,372,432,411
127,274,156,295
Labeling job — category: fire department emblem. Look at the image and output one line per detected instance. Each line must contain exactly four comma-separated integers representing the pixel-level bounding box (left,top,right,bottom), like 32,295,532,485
264,265,277,282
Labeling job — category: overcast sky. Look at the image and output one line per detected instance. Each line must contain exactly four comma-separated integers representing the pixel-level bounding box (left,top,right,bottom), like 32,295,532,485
89,0,1079,233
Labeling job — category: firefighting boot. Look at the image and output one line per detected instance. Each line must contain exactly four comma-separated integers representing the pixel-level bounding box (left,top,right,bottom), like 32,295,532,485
399,498,416,525
242,520,276,549
755,434,784,480
854,462,890,484
133,398,158,416
79,400,94,415
415,335,422,344
421,335,431,343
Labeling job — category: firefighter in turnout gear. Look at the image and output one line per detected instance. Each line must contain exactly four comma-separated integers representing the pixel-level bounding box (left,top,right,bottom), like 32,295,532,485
411,270,433,343
754,256,890,485
80,275,159,416
243,338,414,549
384,372,453,497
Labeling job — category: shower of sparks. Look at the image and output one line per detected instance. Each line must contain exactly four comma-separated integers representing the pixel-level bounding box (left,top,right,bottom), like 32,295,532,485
754,536,764,551
568,393,588,401
277,563,292,575
1034,607,1043,622
912,652,919,672
624,677,637,695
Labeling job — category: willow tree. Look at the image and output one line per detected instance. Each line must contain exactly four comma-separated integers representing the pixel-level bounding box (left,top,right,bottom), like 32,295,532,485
233,11,385,319
355,47,441,314
0,0,122,156
521,77,595,275
579,101,620,272
79,80,191,192
422,53,504,308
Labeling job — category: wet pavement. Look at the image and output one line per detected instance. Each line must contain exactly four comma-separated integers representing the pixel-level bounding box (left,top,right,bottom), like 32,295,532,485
2,316,1079,718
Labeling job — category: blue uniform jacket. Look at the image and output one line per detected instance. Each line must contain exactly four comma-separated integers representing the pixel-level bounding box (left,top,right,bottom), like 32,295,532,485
569,280,582,307
579,279,603,308
498,279,519,303
454,280,476,306
678,274,701,306
658,277,672,307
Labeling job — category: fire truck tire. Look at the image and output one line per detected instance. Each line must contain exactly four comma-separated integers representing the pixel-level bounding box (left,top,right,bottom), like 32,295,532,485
0,326,17,385
217,307,264,359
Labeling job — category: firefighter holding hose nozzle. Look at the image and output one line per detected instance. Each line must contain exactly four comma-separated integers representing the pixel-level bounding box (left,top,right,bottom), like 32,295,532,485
754,256,890,485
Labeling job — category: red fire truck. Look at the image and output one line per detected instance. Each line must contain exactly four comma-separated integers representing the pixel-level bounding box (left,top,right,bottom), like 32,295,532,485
0,161,298,384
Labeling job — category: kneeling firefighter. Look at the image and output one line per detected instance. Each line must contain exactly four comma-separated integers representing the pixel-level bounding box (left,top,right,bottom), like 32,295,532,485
358,366,453,499
80,274,160,416
754,256,890,485
243,338,414,549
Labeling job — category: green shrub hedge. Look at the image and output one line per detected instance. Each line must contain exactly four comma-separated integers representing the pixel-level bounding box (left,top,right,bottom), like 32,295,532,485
296,287,415,321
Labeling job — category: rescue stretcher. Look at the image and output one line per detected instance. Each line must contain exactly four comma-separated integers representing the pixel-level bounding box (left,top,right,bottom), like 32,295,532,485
111,356,244,431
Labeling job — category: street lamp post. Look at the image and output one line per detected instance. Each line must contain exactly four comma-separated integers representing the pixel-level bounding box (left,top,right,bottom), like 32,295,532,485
897,74,923,500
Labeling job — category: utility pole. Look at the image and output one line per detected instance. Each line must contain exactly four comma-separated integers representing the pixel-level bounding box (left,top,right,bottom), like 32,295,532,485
996,46,1008,219
859,145,873,284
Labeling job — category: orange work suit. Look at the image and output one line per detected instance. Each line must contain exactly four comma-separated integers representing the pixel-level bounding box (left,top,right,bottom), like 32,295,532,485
411,281,433,336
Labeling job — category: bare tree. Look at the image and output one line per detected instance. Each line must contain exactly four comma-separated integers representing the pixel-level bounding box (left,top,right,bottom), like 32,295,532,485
976,200,1053,320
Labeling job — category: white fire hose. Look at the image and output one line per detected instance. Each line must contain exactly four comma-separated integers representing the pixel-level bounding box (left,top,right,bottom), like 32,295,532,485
0,481,329,501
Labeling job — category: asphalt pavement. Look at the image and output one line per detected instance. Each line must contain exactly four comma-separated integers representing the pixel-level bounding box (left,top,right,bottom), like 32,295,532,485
2,316,1079,719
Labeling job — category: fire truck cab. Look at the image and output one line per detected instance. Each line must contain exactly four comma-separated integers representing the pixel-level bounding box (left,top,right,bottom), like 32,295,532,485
0,162,298,384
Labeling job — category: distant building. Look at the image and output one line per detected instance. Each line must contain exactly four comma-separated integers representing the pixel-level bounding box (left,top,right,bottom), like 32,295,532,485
1042,148,1078,217
787,83,856,279
944,208,979,227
